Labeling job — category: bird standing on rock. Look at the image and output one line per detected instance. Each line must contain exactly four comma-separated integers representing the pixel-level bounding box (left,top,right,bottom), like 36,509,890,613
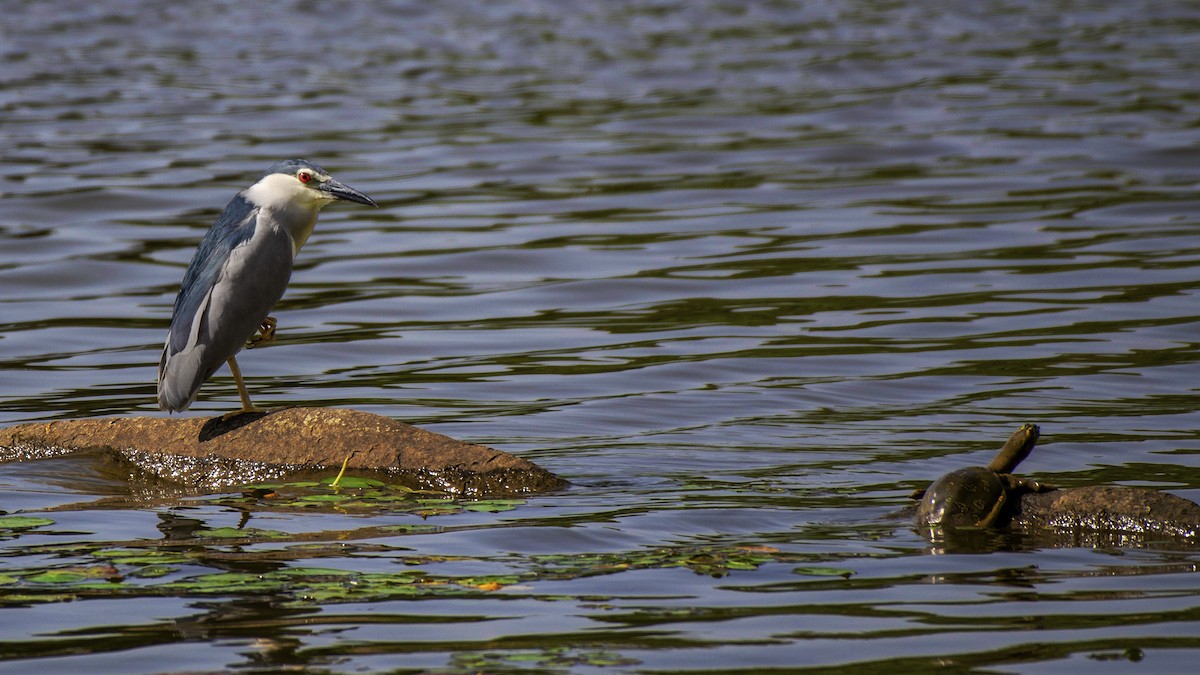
157,159,377,413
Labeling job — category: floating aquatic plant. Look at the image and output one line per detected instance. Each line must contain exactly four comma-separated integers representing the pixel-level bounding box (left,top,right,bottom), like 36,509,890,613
0,479,853,610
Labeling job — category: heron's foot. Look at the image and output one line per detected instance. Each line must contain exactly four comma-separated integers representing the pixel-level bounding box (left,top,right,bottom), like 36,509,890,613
221,406,265,421
246,316,277,349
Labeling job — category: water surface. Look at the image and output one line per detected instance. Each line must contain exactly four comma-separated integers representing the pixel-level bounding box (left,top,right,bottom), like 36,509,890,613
3,1,1200,672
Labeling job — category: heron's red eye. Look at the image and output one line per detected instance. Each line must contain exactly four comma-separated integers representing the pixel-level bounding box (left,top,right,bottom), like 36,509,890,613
298,171,312,184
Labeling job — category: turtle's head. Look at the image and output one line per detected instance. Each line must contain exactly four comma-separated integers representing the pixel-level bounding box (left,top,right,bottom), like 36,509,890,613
988,423,1039,473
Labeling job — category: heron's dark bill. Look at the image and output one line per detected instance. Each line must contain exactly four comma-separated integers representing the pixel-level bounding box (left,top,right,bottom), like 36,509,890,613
323,179,378,207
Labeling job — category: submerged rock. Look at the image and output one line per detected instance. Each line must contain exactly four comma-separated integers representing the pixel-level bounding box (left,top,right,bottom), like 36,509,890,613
0,407,566,494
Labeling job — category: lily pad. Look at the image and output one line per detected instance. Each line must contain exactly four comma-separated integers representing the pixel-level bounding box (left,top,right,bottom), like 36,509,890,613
463,499,527,513
126,565,177,579
292,494,354,504
793,566,856,578
319,476,384,489
25,566,119,584
276,567,357,577
92,548,193,565
0,516,55,531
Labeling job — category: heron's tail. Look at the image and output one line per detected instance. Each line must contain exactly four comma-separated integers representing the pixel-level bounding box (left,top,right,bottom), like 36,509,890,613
157,344,206,412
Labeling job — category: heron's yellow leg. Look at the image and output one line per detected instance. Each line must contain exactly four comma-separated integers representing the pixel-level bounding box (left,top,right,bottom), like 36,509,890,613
226,356,260,412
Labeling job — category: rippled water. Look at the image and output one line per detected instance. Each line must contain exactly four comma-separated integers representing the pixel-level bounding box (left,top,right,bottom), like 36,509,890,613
3,1,1200,672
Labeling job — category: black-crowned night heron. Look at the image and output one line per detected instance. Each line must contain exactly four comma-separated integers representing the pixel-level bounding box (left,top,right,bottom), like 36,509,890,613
158,159,377,413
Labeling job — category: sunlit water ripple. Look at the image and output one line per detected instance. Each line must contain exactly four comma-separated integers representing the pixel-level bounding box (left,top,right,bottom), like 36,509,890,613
2,1,1200,671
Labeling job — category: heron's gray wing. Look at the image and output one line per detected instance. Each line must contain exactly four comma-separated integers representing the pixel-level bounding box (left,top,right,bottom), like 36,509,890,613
166,194,259,356
159,193,271,412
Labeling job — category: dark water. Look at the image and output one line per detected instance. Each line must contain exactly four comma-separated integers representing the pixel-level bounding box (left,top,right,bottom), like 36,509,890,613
3,1,1200,672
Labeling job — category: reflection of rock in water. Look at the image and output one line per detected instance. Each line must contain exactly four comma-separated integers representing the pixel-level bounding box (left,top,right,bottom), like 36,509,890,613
0,407,566,494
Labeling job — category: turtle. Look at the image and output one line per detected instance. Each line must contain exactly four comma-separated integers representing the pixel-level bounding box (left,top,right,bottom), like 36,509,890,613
912,423,1054,528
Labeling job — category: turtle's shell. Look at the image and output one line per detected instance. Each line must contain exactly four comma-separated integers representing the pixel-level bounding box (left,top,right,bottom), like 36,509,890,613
916,466,1008,527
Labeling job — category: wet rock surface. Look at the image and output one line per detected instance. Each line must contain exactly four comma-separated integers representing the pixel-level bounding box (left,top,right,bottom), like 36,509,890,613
0,407,566,494
1014,486,1200,539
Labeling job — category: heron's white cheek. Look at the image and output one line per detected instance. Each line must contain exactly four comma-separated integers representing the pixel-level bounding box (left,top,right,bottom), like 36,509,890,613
244,173,305,204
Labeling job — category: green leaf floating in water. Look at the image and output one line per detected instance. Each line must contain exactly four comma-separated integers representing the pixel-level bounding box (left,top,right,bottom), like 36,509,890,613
92,548,193,566
793,566,856,578
25,566,119,584
0,516,55,531
163,572,282,594
25,571,91,584
275,567,357,577
0,538,831,608
293,494,354,504
126,565,177,579
319,476,385,489
463,499,527,513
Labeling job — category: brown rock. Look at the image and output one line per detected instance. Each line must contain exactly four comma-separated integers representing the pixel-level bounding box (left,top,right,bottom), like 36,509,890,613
1015,485,1200,539
0,407,566,494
